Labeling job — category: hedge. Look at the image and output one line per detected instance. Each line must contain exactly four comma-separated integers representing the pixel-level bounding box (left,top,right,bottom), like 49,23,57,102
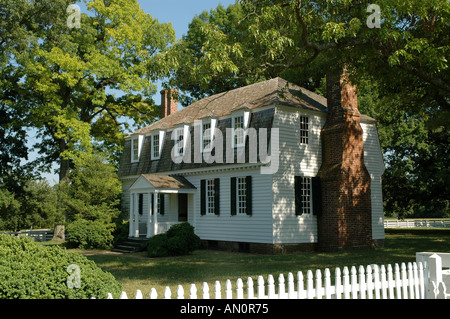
0,234,122,299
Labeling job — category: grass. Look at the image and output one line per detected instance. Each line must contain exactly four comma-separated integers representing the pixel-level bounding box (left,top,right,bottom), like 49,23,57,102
76,228,450,298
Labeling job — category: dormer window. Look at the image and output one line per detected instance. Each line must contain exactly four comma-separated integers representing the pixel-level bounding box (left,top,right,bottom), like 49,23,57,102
202,122,211,151
233,115,244,146
151,131,165,160
175,127,184,156
201,118,217,152
131,135,144,163
232,110,250,148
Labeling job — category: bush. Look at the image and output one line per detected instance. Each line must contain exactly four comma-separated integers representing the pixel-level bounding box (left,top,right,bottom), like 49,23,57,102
147,222,200,257
66,219,115,249
0,234,122,299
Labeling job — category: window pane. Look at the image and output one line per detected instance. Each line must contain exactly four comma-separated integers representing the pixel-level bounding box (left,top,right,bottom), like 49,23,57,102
301,177,311,214
234,116,244,145
132,139,139,161
300,116,309,144
207,179,215,214
203,122,211,150
152,135,159,158
237,177,246,214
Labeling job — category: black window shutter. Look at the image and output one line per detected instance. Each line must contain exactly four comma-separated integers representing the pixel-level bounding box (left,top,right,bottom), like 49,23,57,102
312,177,321,216
200,180,206,216
139,194,144,215
151,193,154,215
214,178,220,215
159,194,165,215
230,177,237,216
246,176,252,216
294,176,302,216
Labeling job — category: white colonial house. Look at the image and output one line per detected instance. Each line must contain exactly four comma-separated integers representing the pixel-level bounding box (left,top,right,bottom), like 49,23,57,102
117,77,385,253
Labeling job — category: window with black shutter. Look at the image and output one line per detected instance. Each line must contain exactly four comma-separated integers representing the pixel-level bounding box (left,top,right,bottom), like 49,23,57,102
200,179,220,215
231,176,252,216
295,176,312,215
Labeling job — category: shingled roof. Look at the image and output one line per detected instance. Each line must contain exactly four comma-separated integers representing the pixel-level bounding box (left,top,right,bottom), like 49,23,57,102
130,77,330,137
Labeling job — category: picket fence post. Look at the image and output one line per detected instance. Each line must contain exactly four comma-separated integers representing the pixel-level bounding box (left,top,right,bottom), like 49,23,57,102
247,277,255,299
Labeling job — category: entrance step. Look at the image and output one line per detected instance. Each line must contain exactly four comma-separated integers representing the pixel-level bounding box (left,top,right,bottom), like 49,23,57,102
112,237,148,253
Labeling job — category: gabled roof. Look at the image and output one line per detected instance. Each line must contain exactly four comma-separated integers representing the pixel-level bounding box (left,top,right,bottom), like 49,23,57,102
130,174,196,191
130,77,328,137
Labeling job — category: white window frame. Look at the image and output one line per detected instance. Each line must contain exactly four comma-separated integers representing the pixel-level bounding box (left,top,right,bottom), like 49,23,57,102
131,135,144,163
300,116,309,144
300,177,312,215
200,118,218,153
237,177,247,215
232,110,250,148
151,131,165,160
174,126,185,157
202,121,212,152
207,179,215,215
151,133,160,160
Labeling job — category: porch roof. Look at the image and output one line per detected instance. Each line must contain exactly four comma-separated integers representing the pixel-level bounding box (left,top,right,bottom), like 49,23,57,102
142,174,196,189
129,174,196,193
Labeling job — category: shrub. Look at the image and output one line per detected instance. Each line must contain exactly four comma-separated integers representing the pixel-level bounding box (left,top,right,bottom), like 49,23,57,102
147,233,170,257
66,219,115,249
0,234,122,299
147,222,200,257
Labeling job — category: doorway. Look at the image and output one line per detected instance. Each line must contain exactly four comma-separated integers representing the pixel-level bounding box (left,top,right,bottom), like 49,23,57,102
178,194,188,222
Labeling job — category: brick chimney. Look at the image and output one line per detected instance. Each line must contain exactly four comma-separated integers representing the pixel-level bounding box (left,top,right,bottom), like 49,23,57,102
316,69,373,252
160,89,178,118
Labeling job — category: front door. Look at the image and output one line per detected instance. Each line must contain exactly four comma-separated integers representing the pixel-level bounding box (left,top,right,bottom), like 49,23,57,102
178,194,188,222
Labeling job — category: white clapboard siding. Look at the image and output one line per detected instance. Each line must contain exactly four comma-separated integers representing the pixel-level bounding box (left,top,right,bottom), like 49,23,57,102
271,107,385,244
361,122,385,240
271,108,324,244
102,261,434,300
187,168,274,244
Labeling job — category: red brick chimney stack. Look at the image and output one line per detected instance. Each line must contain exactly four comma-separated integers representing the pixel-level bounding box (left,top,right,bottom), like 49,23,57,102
161,89,178,118
316,69,373,252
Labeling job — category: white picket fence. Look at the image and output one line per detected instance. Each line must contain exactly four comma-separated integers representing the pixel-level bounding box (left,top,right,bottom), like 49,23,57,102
105,262,431,300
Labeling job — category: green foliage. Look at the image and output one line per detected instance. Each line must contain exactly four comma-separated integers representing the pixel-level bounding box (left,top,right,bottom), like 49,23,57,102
0,187,22,231
0,234,121,299
0,180,63,231
1,0,175,179
147,222,201,257
168,0,449,218
66,219,115,249
22,180,63,229
62,153,122,248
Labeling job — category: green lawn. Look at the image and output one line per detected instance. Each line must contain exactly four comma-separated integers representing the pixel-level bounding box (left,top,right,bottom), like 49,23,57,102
79,228,450,298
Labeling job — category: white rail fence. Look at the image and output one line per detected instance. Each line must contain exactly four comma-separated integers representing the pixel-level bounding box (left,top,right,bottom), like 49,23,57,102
101,254,450,299
384,219,450,228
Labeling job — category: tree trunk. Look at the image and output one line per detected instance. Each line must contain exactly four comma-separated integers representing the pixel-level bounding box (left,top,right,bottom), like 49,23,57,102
58,139,70,182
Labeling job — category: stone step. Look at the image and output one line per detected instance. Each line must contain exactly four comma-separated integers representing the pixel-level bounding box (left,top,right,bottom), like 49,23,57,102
112,237,148,253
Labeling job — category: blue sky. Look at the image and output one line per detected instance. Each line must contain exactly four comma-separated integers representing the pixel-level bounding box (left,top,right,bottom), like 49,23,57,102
30,0,236,184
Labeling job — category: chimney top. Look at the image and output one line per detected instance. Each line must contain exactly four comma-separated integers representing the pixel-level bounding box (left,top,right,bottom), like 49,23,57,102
160,89,178,119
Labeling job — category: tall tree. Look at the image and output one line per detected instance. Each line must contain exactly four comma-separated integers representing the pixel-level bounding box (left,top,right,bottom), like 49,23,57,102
2,0,175,181
167,0,449,217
